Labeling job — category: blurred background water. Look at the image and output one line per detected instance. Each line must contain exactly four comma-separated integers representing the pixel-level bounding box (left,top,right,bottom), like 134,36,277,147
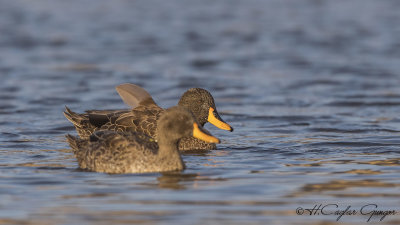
1,0,400,224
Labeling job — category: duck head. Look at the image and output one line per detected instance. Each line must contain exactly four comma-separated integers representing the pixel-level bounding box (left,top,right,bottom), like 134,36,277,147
157,106,220,144
178,88,233,132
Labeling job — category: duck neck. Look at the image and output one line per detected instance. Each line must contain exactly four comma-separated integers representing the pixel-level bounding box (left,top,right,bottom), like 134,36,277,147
157,137,180,156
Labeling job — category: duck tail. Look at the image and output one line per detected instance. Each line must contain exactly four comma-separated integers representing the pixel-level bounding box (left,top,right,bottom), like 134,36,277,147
63,106,86,128
65,134,80,152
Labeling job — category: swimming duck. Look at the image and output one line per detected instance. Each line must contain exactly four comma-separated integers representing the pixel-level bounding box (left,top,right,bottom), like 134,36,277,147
64,83,233,150
66,106,220,173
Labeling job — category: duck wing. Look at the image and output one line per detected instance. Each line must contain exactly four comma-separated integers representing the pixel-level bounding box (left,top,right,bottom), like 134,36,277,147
86,110,128,128
68,130,158,173
116,83,157,108
99,104,163,138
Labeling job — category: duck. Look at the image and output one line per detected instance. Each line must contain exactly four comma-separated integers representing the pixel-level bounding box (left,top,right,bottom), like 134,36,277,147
64,83,233,150
66,106,220,174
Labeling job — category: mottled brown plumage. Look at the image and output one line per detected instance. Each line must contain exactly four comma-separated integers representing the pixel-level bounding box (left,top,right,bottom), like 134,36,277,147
66,107,219,174
64,84,233,150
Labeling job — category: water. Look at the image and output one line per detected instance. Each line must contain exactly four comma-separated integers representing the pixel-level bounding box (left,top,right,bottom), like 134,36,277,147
1,0,400,224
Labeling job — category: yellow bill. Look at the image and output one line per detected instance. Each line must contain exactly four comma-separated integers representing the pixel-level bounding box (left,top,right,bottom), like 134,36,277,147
193,123,220,143
207,107,233,132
